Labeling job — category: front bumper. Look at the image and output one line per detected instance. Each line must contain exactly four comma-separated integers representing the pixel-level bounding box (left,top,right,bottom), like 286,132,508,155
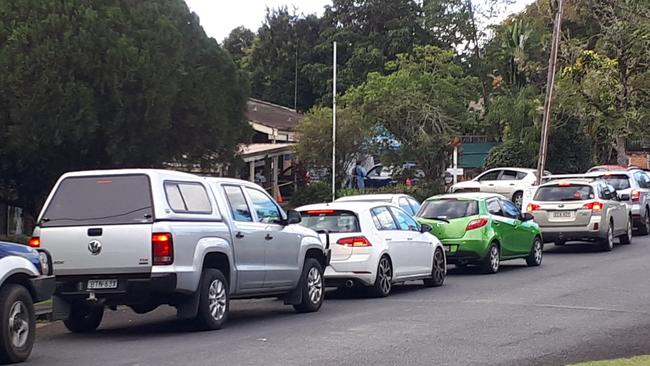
29,275,56,302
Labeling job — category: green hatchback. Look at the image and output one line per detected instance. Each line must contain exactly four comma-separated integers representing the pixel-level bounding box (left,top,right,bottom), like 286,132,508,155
415,193,543,274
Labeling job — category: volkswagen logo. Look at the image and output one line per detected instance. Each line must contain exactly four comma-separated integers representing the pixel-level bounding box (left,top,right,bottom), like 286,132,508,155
558,204,565,208
88,240,102,256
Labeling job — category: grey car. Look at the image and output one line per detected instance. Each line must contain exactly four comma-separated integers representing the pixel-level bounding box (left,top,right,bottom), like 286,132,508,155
527,178,632,251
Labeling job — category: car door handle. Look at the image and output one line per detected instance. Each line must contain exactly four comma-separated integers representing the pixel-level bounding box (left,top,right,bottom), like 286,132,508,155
265,233,273,241
509,183,515,186
235,232,245,239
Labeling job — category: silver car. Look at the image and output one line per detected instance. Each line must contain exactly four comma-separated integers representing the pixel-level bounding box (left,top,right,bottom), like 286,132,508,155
527,179,632,251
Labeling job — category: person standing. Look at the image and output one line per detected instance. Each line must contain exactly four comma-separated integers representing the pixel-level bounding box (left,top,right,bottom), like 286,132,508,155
354,162,366,191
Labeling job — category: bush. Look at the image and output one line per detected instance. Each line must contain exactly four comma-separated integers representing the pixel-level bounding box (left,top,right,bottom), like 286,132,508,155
289,181,332,208
337,183,444,203
483,140,536,170
0,235,29,245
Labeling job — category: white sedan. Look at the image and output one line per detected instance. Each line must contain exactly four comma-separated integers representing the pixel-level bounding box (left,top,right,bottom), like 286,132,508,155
297,202,446,297
335,193,421,216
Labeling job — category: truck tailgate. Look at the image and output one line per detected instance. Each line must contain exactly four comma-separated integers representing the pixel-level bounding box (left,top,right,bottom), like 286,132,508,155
41,224,152,276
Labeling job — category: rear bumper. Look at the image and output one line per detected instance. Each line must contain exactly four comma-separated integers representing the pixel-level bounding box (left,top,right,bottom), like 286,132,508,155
54,273,177,303
539,226,605,242
440,238,488,264
324,257,376,286
29,275,56,302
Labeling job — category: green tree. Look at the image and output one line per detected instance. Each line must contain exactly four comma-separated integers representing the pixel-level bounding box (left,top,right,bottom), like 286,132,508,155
222,26,255,68
0,0,250,222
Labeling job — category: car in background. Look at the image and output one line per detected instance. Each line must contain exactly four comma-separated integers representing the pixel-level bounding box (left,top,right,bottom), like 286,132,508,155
363,164,425,188
297,202,446,297
526,179,632,251
587,165,628,173
450,168,549,209
335,194,421,216
415,193,543,274
0,241,54,363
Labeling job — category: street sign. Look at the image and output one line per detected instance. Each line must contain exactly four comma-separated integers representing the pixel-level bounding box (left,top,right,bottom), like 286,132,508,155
446,168,464,176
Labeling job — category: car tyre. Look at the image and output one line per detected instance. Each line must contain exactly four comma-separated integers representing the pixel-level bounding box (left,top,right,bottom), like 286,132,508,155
600,223,614,252
619,218,633,245
637,208,650,236
63,301,104,333
481,243,500,274
293,258,324,313
369,256,393,297
424,247,446,287
195,269,229,330
512,191,524,209
526,237,543,266
0,285,35,364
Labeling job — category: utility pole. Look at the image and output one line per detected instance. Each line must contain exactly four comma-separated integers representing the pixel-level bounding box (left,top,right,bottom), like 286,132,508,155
332,41,337,202
294,47,298,111
536,0,564,185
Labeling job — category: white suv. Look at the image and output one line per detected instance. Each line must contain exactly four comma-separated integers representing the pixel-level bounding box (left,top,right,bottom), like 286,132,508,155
451,168,548,208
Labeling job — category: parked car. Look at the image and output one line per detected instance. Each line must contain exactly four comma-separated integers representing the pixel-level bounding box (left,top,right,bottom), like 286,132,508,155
586,165,628,173
587,170,650,235
361,164,425,189
526,179,632,251
335,194,421,216
297,202,446,297
33,169,329,333
450,168,550,209
0,241,54,364
415,193,543,274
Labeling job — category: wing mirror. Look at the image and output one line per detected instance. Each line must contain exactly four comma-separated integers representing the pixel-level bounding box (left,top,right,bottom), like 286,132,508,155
520,213,535,222
619,194,630,201
420,223,432,233
286,210,302,225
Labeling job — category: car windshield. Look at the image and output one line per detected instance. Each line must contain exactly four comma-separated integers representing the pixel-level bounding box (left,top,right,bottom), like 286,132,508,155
299,210,360,233
417,199,479,220
534,185,594,201
599,175,631,190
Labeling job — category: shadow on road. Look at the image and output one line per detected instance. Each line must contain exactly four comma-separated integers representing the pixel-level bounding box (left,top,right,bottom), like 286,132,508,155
542,242,625,254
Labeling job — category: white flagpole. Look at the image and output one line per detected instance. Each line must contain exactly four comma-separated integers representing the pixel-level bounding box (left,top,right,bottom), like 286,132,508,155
332,41,337,202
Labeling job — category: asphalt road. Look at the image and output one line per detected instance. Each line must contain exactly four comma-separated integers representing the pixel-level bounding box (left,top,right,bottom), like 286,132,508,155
30,234,650,366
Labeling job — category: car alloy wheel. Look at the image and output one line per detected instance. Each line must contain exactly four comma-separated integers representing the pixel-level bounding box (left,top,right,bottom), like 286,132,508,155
432,249,446,284
306,267,323,304
8,301,29,349
527,237,543,266
601,225,614,251
208,278,227,321
490,246,500,272
512,192,523,209
377,257,393,295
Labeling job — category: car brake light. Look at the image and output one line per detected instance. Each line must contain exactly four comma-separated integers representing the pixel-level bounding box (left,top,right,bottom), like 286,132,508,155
583,202,603,212
336,236,372,247
558,182,571,187
466,218,488,231
527,203,541,213
152,233,173,265
631,189,641,202
307,209,335,214
28,237,41,248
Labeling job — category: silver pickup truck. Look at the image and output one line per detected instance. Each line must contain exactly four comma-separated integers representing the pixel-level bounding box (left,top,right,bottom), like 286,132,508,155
32,169,329,332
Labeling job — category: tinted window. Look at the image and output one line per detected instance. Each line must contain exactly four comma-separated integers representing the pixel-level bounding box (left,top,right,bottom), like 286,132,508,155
478,170,500,181
487,199,503,216
399,198,414,215
500,170,518,181
371,207,398,230
299,210,360,233
500,200,520,219
599,175,631,190
389,207,420,231
634,172,650,189
41,175,153,227
246,188,282,224
516,172,528,180
408,198,421,214
534,185,594,201
418,199,479,220
223,186,253,222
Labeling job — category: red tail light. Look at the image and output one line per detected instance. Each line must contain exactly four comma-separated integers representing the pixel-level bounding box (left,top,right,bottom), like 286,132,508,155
307,209,335,214
583,202,603,212
631,189,641,202
28,237,41,248
527,203,541,213
336,236,372,247
152,233,173,265
466,218,489,231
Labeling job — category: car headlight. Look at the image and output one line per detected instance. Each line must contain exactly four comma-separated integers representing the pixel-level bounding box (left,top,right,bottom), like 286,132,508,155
37,250,51,275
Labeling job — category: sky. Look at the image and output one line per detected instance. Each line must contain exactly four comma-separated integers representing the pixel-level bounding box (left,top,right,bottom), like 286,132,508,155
185,0,538,42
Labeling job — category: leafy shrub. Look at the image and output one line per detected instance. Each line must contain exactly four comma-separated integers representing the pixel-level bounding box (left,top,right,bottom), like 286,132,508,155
337,183,444,203
0,235,29,245
483,140,536,170
289,181,332,208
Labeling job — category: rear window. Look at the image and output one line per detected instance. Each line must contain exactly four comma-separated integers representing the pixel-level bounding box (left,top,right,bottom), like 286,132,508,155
534,185,594,202
417,199,479,220
299,210,360,233
599,175,631,190
41,175,153,227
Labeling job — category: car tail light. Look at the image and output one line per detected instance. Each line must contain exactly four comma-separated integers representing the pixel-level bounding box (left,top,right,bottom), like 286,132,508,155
631,189,641,202
152,233,174,265
466,218,488,231
527,203,541,213
28,237,41,248
583,202,603,212
336,236,372,247
307,209,335,214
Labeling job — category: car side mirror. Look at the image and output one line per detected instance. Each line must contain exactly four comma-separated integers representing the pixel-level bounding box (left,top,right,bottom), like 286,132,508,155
286,210,302,225
619,194,630,201
520,213,534,222
420,223,432,233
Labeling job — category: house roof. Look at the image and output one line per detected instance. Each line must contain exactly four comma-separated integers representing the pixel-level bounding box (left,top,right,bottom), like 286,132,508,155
246,99,303,132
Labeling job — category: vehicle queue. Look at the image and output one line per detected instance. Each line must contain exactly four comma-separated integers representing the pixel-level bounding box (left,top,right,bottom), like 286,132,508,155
1,165,649,364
